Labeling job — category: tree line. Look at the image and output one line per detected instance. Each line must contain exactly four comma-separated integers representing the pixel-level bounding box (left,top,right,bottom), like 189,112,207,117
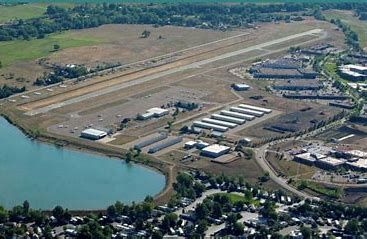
1,2,367,42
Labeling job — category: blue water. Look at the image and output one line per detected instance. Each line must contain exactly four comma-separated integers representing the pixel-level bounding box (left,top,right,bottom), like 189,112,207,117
0,117,165,210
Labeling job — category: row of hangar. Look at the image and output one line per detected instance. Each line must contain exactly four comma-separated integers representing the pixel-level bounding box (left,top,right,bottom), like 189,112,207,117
192,104,272,132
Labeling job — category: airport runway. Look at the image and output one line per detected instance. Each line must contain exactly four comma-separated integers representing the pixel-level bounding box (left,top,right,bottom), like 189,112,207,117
25,29,323,116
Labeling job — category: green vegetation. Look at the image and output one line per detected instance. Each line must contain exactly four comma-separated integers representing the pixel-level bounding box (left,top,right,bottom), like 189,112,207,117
215,192,259,206
0,4,47,24
297,180,342,199
0,32,103,67
325,11,367,50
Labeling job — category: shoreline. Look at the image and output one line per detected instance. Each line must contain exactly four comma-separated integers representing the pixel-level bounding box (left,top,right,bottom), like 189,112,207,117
0,110,173,213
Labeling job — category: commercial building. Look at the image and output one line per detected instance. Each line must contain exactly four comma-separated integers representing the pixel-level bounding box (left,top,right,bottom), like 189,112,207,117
338,64,367,81
294,153,317,165
232,83,250,91
238,104,272,114
81,128,107,140
220,110,255,120
196,140,210,149
201,144,231,158
211,114,246,124
192,121,228,132
346,159,367,171
139,107,169,120
184,141,197,149
230,107,264,117
315,157,345,170
201,118,237,128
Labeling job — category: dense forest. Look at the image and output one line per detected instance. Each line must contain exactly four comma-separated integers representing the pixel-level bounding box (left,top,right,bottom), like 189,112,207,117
1,2,367,41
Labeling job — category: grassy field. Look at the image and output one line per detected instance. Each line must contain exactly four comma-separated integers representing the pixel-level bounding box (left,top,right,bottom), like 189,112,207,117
296,180,342,199
0,4,48,23
324,10,367,50
0,32,104,67
214,193,259,206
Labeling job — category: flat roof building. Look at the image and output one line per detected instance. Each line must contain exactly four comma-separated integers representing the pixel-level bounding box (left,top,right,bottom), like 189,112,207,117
230,107,264,117
192,121,228,132
81,128,107,140
211,114,246,124
294,152,317,165
139,107,169,120
201,118,237,128
201,144,231,158
233,83,250,91
220,110,255,120
315,157,345,169
238,104,272,114
184,141,197,149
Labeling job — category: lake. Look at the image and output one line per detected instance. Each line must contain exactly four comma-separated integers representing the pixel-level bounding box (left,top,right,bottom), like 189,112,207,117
0,117,165,210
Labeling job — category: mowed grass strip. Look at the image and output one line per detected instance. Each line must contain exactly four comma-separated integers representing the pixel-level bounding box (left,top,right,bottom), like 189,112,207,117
0,32,104,66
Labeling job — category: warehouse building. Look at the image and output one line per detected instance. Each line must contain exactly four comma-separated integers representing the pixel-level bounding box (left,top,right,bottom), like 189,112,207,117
184,141,197,149
139,107,169,120
81,128,107,140
238,104,272,114
338,64,367,81
211,114,246,124
294,153,317,165
196,140,210,149
315,157,345,170
192,121,228,132
134,133,168,150
230,107,264,117
201,118,237,128
201,144,231,158
220,110,255,120
148,137,182,154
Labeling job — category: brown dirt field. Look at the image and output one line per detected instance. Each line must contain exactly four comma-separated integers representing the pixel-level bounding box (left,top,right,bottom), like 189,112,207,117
48,24,247,67
266,151,316,179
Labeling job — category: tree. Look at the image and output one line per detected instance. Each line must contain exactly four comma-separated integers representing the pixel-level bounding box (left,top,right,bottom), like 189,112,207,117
345,219,361,235
0,206,8,223
233,222,244,236
22,200,30,216
141,30,151,38
196,220,208,235
300,225,312,239
53,44,60,51
0,61,2,68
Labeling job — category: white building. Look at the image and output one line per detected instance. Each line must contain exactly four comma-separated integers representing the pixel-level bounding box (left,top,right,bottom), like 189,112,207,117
139,107,169,120
230,107,264,117
201,118,237,128
81,129,107,140
201,144,230,158
220,110,255,120
233,83,250,91
193,121,228,132
211,114,246,124
238,104,272,114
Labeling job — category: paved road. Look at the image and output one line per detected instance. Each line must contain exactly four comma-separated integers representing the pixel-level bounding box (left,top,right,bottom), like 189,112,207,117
254,146,313,199
24,29,324,116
